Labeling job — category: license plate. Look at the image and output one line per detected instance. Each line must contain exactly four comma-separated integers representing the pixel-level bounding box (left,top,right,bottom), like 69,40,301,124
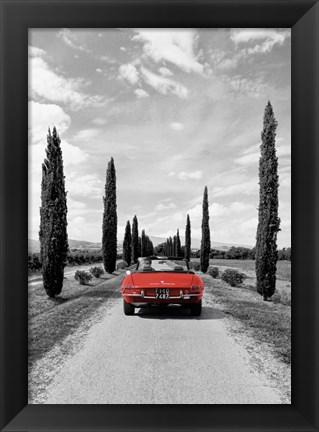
155,288,169,299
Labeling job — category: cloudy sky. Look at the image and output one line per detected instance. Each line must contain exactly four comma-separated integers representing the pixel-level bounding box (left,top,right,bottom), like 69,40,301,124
29,28,291,248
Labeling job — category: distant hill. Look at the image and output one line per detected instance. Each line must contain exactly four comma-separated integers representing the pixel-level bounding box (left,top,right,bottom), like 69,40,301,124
29,237,253,253
28,239,101,252
149,236,252,251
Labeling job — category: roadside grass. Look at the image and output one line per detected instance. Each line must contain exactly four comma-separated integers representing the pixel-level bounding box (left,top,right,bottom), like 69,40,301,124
208,259,291,282
191,259,291,306
202,274,291,364
28,269,126,368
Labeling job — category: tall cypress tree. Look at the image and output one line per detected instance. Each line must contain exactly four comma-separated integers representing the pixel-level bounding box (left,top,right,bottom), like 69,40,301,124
255,101,280,300
185,214,191,261
102,157,117,273
169,237,173,256
176,229,181,257
39,127,68,297
200,186,211,273
123,220,132,265
138,236,142,257
173,235,177,256
131,215,139,263
141,229,146,256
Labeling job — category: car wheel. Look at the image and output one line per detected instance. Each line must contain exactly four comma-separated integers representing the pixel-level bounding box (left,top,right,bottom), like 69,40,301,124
190,300,202,316
123,299,135,315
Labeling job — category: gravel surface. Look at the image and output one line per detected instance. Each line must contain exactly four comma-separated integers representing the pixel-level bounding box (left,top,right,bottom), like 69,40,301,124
29,278,285,404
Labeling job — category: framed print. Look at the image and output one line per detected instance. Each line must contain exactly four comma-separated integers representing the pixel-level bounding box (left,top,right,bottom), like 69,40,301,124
0,0,318,431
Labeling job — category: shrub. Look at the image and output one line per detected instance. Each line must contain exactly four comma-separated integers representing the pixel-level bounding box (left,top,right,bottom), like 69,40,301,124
191,262,201,271
208,266,219,278
221,268,246,287
28,253,42,271
89,266,104,278
74,270,93,285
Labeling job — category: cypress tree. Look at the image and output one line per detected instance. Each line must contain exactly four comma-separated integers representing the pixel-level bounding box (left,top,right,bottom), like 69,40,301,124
255,101,280,300
39,127,68,297
169,237,173,256
102,157,117,273
176,229,181,257
144,234,154,256
173,235,177,256
185,214,191,261
138,236,142,257
131,215,139,263
123,220,132,265
200,186,211,273
141,230,146,256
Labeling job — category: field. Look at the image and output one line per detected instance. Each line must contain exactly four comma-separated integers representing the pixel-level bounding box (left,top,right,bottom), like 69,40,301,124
209,259,291,282
192,258,291,306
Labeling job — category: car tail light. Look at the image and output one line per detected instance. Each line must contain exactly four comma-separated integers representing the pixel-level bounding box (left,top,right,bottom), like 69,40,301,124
191,285,201,292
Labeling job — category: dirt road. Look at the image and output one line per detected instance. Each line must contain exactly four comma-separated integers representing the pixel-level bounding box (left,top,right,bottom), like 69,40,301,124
40,274,284,404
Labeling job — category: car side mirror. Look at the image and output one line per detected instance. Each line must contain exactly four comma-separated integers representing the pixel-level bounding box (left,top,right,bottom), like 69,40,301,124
126,270,131,275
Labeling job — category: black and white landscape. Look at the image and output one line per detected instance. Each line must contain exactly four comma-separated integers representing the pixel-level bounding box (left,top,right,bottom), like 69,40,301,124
28,28,291,405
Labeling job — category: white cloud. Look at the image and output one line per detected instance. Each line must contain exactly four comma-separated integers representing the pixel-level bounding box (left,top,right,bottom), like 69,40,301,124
159,67,173,76
92,117,107,126
29,46,46,57
226,75,267,98
73,128,101,141
235,141,290,166
178,171,203,180
168,170,203,180
277,144,291,157
188,202,228,222
235,151,259,166
140,66,188,98
61,141,89,166
134,88,149,98
96,68,102,73
67,216,87,239
231,29,288,44
119,63,139,84
68,198,87,211
212,181,258,198
231,29,290,54
66,173,104,198
187,202,255,231
170,122,184,131
238,217,258,232
29,56,105,110
133,29,204,74
58,29,89,52
229,201,254,213
29,101,71,145
155,202,177,211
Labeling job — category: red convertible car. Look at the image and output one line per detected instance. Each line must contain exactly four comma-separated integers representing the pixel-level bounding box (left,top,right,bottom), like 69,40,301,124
121,256,204,316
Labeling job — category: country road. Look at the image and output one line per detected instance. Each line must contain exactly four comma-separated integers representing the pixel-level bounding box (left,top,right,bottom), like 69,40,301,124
38,273,284,404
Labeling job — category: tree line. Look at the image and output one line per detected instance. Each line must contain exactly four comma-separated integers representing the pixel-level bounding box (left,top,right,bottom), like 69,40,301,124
39,101,284,301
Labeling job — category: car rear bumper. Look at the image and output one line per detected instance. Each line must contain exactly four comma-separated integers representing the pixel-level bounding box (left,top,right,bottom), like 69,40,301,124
123,290,203,305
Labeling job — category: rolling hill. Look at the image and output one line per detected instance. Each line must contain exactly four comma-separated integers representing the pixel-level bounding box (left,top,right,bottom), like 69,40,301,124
29,237,252,253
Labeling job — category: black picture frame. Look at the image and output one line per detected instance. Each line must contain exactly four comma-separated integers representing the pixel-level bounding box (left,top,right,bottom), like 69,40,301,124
1,0,318,431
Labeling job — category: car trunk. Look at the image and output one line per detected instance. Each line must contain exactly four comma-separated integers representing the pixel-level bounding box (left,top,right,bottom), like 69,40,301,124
131,272,194,289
